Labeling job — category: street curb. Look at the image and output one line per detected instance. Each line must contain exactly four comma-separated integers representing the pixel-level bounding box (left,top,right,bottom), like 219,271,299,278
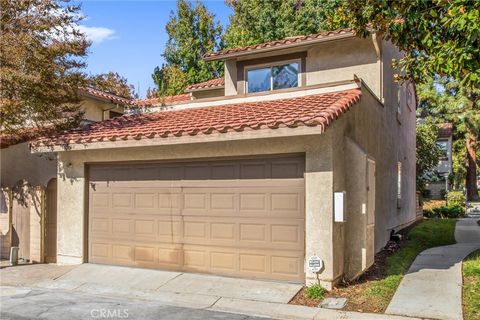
208,297,423,320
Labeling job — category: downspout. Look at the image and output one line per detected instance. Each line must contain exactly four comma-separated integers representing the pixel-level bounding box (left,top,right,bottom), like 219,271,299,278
371,33,383,103
40,187,46,263
8,188,13,250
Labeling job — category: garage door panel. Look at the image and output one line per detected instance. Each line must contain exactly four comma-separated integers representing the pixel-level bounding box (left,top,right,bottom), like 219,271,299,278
90,242,110,259
89,156,305,282
210,222,236,241
210,250,237,272
89,240,304,281
90,217,110,234
111,218,132,234
158,245,183,266
90,217,303,250
157,218,182,241
112,244,132,261
91,192,109,208
134,193,157,209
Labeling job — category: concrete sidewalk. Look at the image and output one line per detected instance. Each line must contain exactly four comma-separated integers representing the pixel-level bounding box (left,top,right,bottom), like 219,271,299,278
386,218,480,320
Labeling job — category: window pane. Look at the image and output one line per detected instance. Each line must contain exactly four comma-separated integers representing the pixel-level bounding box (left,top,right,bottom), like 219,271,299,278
247,67,271,93
436,140,448,159
272,63,298,90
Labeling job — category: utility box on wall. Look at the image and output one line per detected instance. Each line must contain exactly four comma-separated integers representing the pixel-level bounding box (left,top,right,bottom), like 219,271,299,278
334,192,346,222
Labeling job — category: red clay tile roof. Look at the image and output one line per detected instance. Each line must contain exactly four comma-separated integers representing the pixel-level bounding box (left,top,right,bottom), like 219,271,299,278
438,123,453,138
204,28,354,60
186,78,225,91
1,129,38,149
80,87,131,105
132,93,192,106
1,127,57,149
34,89,361,147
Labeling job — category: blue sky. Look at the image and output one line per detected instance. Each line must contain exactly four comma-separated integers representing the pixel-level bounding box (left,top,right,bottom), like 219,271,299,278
78,1,232,98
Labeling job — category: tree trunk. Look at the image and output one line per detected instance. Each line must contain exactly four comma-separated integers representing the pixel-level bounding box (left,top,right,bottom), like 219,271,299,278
466,131,479,201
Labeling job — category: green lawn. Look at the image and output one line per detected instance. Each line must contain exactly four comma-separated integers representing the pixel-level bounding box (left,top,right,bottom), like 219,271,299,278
361,219,457,311
463,250,480,320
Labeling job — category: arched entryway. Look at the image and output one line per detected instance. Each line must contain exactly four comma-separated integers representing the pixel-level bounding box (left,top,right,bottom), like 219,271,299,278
45,178,57,263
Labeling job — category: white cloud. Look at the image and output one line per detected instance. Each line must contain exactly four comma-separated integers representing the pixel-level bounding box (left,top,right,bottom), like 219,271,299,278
77,25,117,44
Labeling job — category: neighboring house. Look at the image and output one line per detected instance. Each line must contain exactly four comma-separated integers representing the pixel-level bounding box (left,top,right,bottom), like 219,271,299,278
0,88,128,261
425,123,453,199
29,28,417,289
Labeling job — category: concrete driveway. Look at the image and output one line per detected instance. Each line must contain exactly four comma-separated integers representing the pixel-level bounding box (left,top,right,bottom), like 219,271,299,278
0,263,302,307
1,264,419,320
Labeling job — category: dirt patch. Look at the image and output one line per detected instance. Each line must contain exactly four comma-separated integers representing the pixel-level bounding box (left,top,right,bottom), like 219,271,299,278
290,224,415,313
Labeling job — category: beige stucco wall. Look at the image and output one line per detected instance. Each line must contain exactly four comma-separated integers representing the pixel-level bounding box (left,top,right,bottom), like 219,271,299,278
223,36,380,98
80,97,125,122
191,88,224,100
1,142,57,188
337,80,417,280
55,134,341,287
225,60,238,96
306,38,379,95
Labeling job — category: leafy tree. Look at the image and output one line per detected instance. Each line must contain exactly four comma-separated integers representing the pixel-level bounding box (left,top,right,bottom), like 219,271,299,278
418,78,480,200
152,0,223,96
344,0,480,201
416,122,442,192
0,0,89,135
343,0,479,86
224,0,345,48
87,72,137,99
152,64,189,97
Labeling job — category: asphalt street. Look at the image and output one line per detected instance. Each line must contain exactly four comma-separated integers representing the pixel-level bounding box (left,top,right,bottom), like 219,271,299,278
0,286,271,320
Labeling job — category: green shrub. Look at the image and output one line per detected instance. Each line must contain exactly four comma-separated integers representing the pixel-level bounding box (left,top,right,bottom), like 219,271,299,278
306,284,325,300
447,191,466,207
423,208,435,218
439,189,447,200
424,205,464,218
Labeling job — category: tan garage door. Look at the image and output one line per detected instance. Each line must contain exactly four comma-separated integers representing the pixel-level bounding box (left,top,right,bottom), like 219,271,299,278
88,155,305,282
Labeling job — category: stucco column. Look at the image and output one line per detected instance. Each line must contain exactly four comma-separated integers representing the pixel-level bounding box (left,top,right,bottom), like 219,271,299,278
305,141,335,289
56,152,85,265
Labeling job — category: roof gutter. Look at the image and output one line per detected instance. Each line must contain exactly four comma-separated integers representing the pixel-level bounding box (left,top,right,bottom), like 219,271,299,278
203,32,356,61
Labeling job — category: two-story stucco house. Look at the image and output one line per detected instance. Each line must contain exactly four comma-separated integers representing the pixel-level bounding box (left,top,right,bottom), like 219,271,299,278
31,29,417,289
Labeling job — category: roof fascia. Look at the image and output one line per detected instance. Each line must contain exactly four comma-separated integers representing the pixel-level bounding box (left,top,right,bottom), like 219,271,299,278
203,32,356,62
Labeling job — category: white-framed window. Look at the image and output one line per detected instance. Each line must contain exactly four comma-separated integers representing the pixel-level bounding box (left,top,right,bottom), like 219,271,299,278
245,60,300,94
436,139,448,160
